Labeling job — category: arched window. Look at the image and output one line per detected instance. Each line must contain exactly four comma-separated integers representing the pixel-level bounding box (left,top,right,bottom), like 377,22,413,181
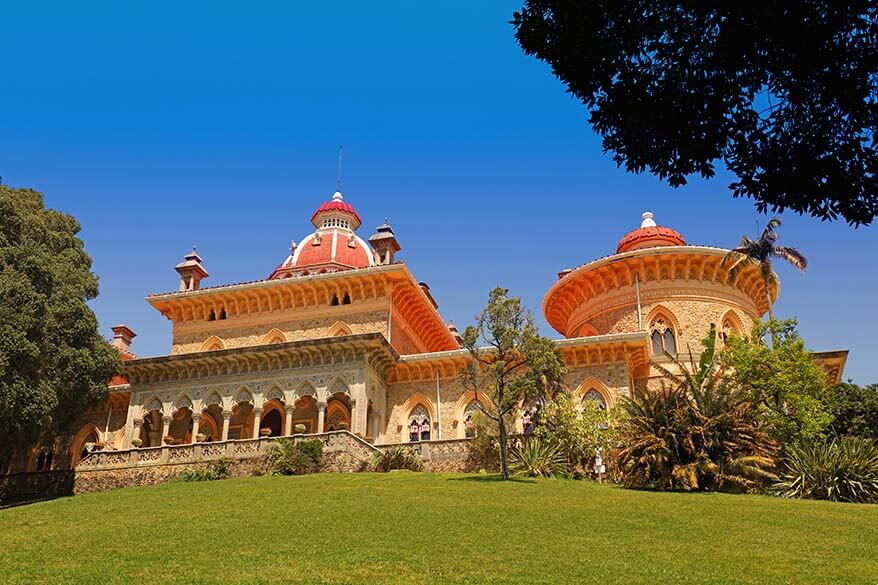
582,389,607,410
720,313,742,344
463,400,482,438
408,404,431,442
650,316,677,355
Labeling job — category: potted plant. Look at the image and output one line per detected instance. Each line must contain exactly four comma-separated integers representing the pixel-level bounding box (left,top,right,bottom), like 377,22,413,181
130,438,143,448
163,435,175,445
260,427,272,437
294,424,306,435
195,433,206,442
93,441,106,451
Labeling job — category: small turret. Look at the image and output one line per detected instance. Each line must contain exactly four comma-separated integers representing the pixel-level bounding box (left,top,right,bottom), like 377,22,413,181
369,219,401,265
111,324,136,354
175,247,208,291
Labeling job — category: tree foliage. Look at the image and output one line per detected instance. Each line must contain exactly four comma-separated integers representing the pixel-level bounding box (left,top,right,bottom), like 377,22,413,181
722,319,831,447
461,287,567,480
0,186,120,458
824,381,878,439
512,2,878,225
618,326,778,492
535,390,617,475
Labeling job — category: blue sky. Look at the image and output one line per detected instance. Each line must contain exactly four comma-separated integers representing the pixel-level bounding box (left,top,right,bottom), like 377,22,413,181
2,1,876,382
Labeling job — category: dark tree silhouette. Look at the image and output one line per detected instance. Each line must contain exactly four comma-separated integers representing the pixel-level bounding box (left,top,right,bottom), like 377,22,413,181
512,2,878,225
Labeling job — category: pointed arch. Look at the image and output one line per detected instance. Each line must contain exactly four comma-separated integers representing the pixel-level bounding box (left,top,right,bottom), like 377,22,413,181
326,376,350,400
201,335,225,351
645,305,680,356
454,390,491,438
232,387,254,406
575,377,612,409
295,380,317,401
263,384,286,406
173,393,193,413
70,423,102,468
401,393,436,442
328,321,352,337
263,328,287,345
577,323,599,337
202,390,224,411
720,309,745,342
142,396,164,416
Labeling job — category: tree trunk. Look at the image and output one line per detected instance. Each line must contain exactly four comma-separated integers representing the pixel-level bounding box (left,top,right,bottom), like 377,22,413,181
498,413,510,480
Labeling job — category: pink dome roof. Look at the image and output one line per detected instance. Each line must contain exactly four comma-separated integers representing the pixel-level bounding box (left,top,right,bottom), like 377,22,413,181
616,212,686,253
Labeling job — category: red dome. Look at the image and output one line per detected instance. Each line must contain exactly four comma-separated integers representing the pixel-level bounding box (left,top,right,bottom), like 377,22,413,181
616,212,686,253
311,200,361,226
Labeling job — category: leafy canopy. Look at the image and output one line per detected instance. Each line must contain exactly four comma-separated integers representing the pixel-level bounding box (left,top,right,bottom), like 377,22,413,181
461,287,567,479
722,319,831,447
513,2,878,225
824,381,878,439
0,186,120,458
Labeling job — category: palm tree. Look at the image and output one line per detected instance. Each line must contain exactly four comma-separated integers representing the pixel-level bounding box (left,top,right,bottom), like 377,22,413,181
724,218,807,337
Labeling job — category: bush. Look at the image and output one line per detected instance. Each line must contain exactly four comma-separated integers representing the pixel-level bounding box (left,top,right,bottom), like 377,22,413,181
509,436,567,478
774,437,878,503
268,439,323,475
370,446,424,472
535,390,618,475
176,458,232,482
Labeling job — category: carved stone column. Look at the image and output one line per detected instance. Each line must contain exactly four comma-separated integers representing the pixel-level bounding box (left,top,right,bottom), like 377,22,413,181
221,410,232,442
370,412,381,441
131,419,142,448
317,401,326,433
190,413,201,444
349,398,359,434
284,408,293,436
251,407,263,439
161,415,173,443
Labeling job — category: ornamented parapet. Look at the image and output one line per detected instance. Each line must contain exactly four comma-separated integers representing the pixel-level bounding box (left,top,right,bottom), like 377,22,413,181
76,431,379,471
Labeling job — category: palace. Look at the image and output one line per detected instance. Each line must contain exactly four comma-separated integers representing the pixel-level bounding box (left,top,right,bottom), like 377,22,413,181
6,190,848,480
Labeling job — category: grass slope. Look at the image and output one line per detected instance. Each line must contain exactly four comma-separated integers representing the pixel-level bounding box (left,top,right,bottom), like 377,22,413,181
1,473,876,584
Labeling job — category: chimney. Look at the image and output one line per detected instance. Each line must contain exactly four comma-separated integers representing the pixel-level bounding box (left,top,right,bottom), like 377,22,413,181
111,324,136,354
418,282,439,309
368,219,401,265
447,321,463,346
175,247,209,291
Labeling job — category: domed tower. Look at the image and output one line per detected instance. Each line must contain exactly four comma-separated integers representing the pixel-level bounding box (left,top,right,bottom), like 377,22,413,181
269,191,376,279
543,212,777,367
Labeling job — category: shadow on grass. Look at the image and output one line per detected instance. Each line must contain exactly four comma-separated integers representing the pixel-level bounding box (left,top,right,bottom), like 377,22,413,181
447,474,538,484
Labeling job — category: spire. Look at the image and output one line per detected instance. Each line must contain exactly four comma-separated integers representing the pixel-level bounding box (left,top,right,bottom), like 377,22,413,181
640,211,657,228
369,218,401,265
175,246,208,291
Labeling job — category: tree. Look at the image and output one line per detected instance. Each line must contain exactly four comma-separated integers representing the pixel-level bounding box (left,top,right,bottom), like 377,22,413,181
824,381,878,439
535,389,617,475
461,287,567,480
724,217,807,342
722,319,831,448
512,2,878,226
618,326,777,492
0,186,120,460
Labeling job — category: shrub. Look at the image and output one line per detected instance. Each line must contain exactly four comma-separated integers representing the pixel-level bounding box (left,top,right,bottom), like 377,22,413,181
268,439,323,475
509,436,567,478
370,445,424,472
618,326,778,492
535,390,618,475
774,437,878,503
176,458,232,482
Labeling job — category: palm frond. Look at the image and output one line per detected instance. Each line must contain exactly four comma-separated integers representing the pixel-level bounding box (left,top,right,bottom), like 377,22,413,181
771,246,808,271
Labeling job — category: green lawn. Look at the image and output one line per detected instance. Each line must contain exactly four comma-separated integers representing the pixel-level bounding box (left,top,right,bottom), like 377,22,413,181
1,473,876,584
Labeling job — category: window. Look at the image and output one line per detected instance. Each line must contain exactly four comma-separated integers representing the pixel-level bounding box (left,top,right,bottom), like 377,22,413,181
720,314,741,343
463,400,482,438
582,389,607,410
650,316,677,355
342,292,351,305
408,404,431,442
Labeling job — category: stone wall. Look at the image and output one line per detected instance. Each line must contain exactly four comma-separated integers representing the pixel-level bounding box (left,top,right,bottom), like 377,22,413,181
171,308,389,354
72,432,377,495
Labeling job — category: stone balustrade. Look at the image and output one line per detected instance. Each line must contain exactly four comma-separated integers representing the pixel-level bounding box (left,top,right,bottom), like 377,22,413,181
77,431,379,471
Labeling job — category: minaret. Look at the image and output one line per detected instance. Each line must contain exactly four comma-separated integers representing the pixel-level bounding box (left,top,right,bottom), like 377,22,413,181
175,247,208,291
368,219,401,265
